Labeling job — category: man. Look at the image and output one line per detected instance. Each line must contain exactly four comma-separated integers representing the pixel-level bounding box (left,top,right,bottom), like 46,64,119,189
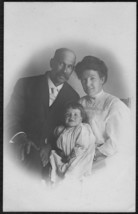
5,48,80,178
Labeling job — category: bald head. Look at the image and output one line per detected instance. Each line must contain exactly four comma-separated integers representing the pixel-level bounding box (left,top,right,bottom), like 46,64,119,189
54,48,76,63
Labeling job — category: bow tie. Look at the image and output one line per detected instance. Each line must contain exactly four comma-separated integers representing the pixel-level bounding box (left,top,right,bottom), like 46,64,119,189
90,97,95,100
86,96,96,105
86,96,96,101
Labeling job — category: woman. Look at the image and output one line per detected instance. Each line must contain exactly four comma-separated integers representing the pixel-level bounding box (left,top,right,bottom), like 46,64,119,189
75,56,133,161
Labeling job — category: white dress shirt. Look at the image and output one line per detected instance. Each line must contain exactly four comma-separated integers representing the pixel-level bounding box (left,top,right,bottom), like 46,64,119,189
48,77,63,106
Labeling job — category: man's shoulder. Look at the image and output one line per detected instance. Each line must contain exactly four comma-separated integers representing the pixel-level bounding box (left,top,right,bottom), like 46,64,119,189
18,73,46,83
15,73,47,88
64,82,79,97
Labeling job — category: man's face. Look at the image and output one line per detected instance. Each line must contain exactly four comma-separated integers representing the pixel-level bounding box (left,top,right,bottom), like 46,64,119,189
65,108,82,127
50,50,76,86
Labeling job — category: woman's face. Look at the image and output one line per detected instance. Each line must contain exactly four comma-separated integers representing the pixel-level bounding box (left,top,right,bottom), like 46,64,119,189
65,108,82,127
80,69,105,97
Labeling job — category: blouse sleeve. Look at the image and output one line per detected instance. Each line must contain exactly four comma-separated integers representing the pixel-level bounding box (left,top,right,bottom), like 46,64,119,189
97,100,131,156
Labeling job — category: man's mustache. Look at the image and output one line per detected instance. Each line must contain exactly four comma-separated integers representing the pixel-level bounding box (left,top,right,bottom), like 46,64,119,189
57,72,70,79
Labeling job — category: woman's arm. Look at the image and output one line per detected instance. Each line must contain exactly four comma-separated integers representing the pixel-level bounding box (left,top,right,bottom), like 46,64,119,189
96,101,131,157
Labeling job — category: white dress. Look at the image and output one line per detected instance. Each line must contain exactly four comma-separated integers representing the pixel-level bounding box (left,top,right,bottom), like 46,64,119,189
78,91,135,209
79,90,133,157
50,123,96,183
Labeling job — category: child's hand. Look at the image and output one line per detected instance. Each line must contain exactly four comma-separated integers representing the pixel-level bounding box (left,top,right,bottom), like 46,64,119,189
62,150,76,163
70,150,76,159
62,155,70,163
56,148,65,158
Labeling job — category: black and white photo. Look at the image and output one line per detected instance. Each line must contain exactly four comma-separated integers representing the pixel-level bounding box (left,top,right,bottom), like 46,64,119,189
4,2,136,212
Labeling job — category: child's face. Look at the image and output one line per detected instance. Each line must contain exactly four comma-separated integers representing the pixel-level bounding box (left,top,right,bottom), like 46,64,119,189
81,69,104,97
65,108,82,127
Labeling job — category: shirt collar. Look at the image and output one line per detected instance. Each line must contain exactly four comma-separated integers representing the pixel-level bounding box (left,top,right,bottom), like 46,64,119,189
48,76,63,92
87,89,104,101
94,89,104,99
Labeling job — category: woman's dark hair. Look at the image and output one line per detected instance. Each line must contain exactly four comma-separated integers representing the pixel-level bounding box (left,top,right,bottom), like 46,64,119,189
64,102,86,122
75,56,108,84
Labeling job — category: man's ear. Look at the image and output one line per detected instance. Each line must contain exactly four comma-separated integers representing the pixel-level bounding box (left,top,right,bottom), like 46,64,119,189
50,58,54,68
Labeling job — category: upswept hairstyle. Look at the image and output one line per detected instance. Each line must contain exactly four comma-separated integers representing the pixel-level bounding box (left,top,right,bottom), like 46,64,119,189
64,102,86,122
75,56,108,84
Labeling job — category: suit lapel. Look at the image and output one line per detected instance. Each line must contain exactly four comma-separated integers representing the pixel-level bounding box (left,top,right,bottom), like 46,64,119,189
33,73,49,117
50,83,68,108
41,73,49,109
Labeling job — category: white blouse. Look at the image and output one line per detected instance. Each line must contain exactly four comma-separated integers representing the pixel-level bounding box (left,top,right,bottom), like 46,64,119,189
79,90,132,157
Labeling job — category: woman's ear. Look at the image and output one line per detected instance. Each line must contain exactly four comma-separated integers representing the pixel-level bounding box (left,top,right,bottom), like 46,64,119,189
101,76,105,84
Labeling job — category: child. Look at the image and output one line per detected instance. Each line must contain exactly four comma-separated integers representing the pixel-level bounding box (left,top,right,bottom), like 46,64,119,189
49,102,96,184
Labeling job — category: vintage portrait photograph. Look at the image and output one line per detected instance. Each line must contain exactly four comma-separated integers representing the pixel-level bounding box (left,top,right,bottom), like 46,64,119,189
3,2,136,212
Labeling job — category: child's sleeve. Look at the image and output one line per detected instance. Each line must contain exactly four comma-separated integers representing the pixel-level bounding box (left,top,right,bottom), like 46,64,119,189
66,124,96,175
54,126,65,138
70,124,95,159
51,126,65,151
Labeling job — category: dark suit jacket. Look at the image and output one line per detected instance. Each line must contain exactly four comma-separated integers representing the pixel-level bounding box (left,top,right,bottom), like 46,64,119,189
5,72,80,149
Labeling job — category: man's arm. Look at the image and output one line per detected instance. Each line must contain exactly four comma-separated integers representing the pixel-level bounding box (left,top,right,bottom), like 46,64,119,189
5,79,39,160
5,79,27,140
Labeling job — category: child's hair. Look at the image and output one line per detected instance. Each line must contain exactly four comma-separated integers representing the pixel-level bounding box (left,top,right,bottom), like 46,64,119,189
64,102,86,122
